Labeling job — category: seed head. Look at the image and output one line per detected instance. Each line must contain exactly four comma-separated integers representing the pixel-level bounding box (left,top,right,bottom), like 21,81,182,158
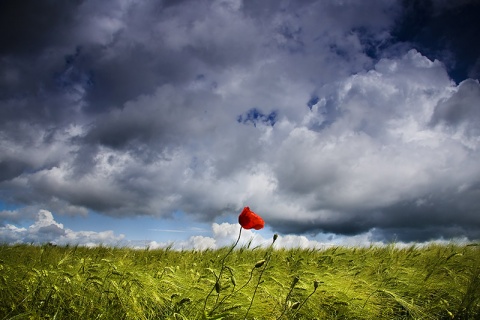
215,281,221,294
255,259,266,268
273,234,278,243
291,275,300,288
314,280,320,289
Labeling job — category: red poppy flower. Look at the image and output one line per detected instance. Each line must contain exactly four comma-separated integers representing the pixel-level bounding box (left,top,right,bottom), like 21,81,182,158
238,207,264,230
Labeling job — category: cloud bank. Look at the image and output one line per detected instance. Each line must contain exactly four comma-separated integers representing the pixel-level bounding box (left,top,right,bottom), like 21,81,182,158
0,210,124,246
0,209,374,249
0,210,468,249
1,0,480,244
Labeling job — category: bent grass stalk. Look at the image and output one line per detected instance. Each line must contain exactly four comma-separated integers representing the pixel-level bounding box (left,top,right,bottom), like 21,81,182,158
276,275,300,320
290,280,320,318
243,258,268,319
243,234,277,319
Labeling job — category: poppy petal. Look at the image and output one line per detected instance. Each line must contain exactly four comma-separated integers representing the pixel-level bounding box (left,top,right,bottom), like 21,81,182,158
238,207,265,230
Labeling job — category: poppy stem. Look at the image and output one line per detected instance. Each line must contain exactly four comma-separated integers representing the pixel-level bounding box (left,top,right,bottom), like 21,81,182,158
243,234,276,319
290,286,318,318
243,253,270,319
222,227,242,264
203,227,243,314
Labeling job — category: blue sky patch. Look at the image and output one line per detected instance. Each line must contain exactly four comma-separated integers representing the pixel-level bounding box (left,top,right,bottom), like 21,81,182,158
237,108,277,127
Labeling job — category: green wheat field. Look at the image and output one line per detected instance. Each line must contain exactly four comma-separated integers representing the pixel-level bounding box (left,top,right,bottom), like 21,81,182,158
1,242,479,319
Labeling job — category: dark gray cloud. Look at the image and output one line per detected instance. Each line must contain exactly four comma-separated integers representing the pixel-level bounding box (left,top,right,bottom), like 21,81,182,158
0,0,82,56
0,158,29,183
393,0,480,82
431,79,480,136
1,0,480,244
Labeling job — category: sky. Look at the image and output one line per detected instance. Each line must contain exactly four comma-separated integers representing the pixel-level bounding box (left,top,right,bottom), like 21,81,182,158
1,0,480,249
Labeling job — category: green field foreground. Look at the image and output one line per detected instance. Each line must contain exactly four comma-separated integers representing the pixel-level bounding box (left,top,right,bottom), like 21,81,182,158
1,243,479,319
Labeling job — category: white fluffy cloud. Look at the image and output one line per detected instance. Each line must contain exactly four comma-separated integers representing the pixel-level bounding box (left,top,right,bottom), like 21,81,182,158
146,222,386,251
0,210,124,246
145,222,465,251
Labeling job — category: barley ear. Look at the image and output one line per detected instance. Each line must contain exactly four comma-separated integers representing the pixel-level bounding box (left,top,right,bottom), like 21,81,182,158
255,259,266,268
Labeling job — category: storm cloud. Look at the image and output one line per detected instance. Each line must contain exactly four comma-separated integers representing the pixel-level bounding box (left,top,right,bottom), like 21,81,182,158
1,0,480,244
